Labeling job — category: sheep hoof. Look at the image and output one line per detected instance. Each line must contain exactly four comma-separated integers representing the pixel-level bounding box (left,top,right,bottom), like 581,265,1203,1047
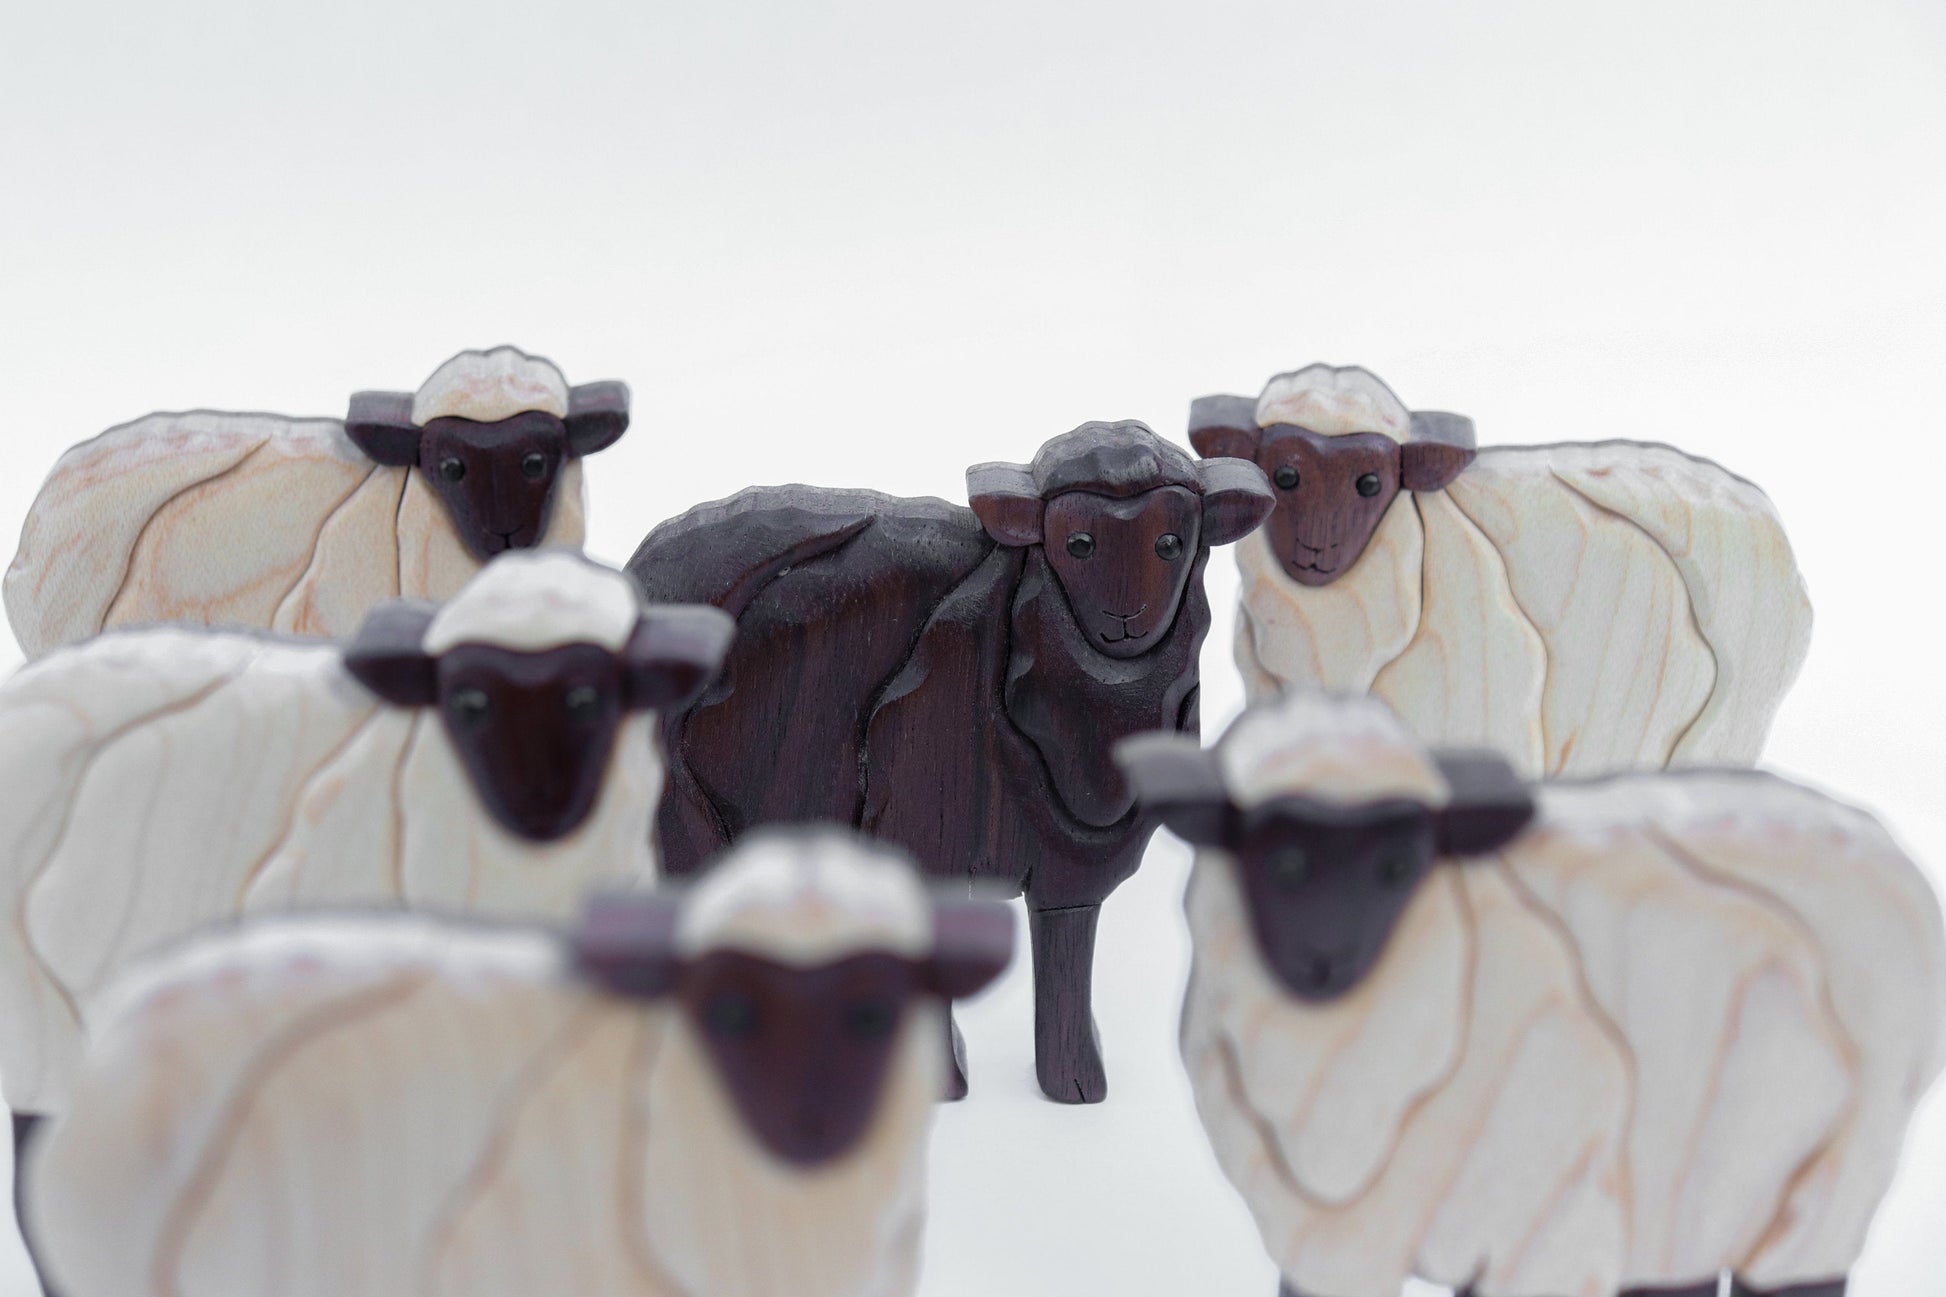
1727,1278,1846,1297
1034,1021,1106,1104
941,1012,969,1102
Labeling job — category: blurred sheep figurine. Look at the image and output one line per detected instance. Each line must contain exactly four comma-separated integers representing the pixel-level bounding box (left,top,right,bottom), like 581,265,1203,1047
628,421,1273,1103
5,345,630,657
0,551,730,1139
1118,693,1944,1297
1190,365,1813,776
24,830,1014,1297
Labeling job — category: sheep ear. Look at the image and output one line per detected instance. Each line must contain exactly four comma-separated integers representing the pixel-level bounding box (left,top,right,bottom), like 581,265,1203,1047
565,381,630,457
574,892,685,999
1114,732,1236,846
1400,411,1477,492
1196,457,1276,547
966,463,1044,547
621,604,735,711
923,899,1015,999
1187,394,1263,462
342,601,439,705
1431,750,1535,856
345,391,423,466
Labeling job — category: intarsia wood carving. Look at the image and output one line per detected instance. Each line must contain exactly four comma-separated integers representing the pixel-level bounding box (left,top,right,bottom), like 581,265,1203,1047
23,830,1013,1297
4,346,630,658
1118,693,1944,1297
0,551,730,1141
629,421,1274,1103
1190,365,1814,777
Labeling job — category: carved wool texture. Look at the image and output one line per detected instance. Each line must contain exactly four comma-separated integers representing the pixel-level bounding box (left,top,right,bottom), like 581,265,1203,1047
1180,773,1945,1297
28,921,936,1297
0,628,659,1114
2,412,588,657
1235,443,1812,777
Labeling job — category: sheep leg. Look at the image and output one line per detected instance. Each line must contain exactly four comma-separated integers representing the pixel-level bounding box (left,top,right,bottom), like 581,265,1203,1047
1727,1279,1845,1297
1029,904,1106,1104
12,1111,60,1297
941,1004,970,1101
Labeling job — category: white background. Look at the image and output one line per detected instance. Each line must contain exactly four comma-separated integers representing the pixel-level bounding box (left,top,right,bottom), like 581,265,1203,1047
2,1,1943,1294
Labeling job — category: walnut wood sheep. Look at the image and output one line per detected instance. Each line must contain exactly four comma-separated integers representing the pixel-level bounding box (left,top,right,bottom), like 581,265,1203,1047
1190,365,1813,777
5,345,630,658
23,830,1013,1297
0,551,730,1137
628,420,1273,1103
1118,693,1944,1297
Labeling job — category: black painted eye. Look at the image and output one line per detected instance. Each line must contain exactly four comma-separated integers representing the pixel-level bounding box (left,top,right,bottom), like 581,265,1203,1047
439,456,466,482
1273,465,1300,490
521,451,547,480
1356,472,1383,497
1066,532,1096,559
1379,850,1417,887
563,685,601,721
1155,532,1183,561
705,992,759,1040
1268,845,1308,889
448,687,490,726
844,999,899,1042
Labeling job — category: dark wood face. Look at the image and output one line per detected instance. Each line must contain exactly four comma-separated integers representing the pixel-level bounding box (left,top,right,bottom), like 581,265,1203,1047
678,950,920,1167
1255,425,1402,587
418,411,570,560
434,642,627,841
1041,485,1202,658
1227,799,1436,1000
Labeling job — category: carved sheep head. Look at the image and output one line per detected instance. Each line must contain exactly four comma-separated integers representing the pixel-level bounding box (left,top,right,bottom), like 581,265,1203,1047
966,421,1273,657
573,830,1014,1166
344,347,629,561
343,553,732,842
1117,697,1534,1000
1188,365,1475,587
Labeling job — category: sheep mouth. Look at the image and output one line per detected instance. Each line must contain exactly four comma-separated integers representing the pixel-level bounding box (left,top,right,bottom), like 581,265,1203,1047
1099,607,1151,644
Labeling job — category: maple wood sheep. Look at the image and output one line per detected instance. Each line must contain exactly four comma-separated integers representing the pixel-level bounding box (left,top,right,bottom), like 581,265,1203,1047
0,551,730,1131
1190,364,1813,777
5,345,629,658
628,421,1273,1103
1119,693,1944,1297
24,830,1013,1297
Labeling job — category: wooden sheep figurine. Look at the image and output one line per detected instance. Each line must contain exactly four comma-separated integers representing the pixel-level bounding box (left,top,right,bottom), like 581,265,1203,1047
0,551,730,1166
22,829,1014,1297
4,345,630,658
1189,364,1813,776
628,421,1274,1103
1117,693,1945,1297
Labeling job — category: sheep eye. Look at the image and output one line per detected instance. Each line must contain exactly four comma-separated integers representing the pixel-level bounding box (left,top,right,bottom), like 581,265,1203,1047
439,457,466,482
1273,465,1300,490
1066,532,1096,560
1268,846,1307,888
1379,851,1416,887
1154,532,1183,561
1356,472,1382,497
521,451,548,480
563,685,601,721
844,999,899,1042
449,687,490,726
705,992,759,1040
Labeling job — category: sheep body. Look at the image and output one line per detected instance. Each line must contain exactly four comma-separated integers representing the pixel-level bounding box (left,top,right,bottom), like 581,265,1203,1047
27,837,951,1297
0,555,666,1115
1215,366,1811,777
1176,700,1942,1296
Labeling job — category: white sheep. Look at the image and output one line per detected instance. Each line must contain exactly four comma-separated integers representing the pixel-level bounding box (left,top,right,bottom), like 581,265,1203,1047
0,550,731,1120
1190,365,1813,777
23,830,1014,1297
1119,693,1944,1297
4,345,631,658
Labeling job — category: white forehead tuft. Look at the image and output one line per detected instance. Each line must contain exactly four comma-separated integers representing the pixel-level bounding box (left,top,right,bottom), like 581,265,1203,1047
1219,693,1449,808
425,551,642,654
1256,364,1411,442
412,346,571,425
677,831,933,965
